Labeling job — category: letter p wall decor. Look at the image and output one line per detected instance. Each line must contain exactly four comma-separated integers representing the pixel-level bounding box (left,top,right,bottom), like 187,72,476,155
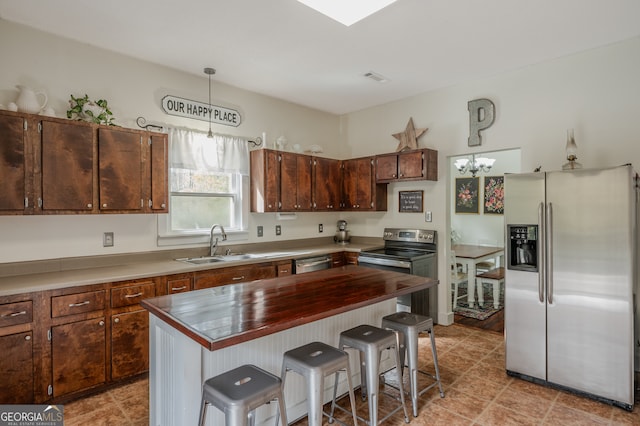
468,98,495,146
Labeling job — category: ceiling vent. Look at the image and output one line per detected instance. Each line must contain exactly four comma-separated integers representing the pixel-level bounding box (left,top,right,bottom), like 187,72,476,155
363,71,390,83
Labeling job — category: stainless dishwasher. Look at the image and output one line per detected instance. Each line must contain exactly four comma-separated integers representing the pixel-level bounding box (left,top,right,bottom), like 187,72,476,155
294,254,332,274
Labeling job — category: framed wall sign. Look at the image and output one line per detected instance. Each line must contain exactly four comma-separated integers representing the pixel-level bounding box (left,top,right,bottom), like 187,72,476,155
399,190,423,213
455,177,479,214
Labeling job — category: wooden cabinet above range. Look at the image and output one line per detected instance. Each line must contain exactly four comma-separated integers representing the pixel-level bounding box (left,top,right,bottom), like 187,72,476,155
375,148,438,183
0,110,168,215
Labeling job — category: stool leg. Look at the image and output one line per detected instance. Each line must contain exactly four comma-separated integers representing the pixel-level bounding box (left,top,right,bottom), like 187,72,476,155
274,364,288,426
429,328,445,398
344,362,359,426
276,391,288,426
308,371,324,426
404,328,419,417
363,345,380,426
198,399,207,426
358,349,367,402
391,333,410,424
225,406,249,426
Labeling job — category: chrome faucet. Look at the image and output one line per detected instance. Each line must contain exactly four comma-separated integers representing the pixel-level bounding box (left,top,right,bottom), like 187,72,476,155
209,224,227,256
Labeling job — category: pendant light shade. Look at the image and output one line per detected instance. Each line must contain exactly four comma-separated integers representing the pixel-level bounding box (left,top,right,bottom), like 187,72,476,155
204,67,216,138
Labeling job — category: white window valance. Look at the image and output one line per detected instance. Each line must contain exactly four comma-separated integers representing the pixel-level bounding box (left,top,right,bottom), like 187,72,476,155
168,128,249,175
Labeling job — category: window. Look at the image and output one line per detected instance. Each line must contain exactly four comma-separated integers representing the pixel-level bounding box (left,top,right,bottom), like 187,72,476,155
158,128,249,245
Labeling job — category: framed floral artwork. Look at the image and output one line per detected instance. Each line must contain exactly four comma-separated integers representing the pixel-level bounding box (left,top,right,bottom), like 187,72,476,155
455,177,479,214
484,175,504,214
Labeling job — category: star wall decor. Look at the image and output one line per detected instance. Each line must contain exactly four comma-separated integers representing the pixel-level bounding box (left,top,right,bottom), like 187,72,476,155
392,117,427,152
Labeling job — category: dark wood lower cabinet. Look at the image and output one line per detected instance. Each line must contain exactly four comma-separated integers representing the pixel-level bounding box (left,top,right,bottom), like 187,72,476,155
111,310,149,380
0,331,34,403
52,317,106,397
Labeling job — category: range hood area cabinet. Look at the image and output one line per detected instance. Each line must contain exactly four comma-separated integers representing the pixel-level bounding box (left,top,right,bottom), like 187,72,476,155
0,110,168,215
250,149,386,213
375,148,438,183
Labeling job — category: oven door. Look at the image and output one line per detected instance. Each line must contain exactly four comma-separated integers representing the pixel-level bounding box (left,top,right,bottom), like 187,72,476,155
357,255,413,312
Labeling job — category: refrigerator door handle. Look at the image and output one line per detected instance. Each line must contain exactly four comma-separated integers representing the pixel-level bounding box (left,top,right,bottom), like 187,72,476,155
546,202,554,304
538,202,545,303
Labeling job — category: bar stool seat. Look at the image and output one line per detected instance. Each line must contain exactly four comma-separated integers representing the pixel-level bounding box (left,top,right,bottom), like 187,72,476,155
198,364,287,426
334,324,410,425
382,312,444,417
276,341,358,426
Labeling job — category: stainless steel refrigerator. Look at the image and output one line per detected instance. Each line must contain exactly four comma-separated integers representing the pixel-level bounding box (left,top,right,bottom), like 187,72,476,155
504,165,638,410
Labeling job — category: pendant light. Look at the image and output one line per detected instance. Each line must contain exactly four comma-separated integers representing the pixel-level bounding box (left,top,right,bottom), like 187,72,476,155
204,67,216,138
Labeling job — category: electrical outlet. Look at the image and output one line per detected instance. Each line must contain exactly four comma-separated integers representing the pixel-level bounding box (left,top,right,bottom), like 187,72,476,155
318,224,323,233
257,226,263,237
425,211,432,222
103,232,114,247
275,225,281,236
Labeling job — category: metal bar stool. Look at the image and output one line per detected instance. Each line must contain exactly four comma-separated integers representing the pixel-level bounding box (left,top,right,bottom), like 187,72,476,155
198,364,287,426
275,341,358,426
381,312,445,417
333,324,410,425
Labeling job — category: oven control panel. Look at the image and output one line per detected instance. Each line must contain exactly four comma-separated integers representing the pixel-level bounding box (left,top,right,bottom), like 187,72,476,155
383,228,435,243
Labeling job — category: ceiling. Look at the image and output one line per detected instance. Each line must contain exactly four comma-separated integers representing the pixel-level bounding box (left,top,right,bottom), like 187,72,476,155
1,0,639,115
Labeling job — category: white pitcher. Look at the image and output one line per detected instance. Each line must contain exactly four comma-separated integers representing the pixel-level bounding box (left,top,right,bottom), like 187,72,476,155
15,85,48,114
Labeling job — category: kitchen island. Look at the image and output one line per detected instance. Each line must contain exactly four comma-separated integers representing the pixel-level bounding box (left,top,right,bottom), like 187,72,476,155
141,265,437,426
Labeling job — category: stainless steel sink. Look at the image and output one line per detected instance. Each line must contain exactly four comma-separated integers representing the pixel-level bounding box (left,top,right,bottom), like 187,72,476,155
176,253,265,265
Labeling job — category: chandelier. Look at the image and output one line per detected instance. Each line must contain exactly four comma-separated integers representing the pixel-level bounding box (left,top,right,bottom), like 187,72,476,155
454,154,496,177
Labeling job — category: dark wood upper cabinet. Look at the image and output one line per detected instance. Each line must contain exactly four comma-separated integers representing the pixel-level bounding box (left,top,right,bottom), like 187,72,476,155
0,113,27,212
250,149,280,212
313,157,341,211
41,120,94,211
149,133,168,212
98,128,143,211
280,152,312,211
375,148,438,183
342,156,387,211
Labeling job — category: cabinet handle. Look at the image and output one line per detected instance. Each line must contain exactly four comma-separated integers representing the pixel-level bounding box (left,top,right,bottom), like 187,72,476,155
114,318,120,323
232,276,245,281
1,310,27,318
124,292,144,299
280,269,289,273
171,286,187,291
99,320,105,326
69,301,90,307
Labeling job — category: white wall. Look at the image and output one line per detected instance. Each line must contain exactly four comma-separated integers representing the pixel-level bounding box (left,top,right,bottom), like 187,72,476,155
345,36,640,324
0,21,346,262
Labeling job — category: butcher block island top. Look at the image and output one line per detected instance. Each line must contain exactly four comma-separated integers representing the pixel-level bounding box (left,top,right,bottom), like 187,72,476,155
141,265,437,351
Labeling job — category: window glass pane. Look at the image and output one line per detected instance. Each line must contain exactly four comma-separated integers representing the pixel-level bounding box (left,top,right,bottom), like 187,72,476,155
170,168,232,193
170,195,232,230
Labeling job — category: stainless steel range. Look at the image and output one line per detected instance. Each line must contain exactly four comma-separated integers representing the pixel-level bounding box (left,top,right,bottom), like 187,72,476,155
358,228,438,319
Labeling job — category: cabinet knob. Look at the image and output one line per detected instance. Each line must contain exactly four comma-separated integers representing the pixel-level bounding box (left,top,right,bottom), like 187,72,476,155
102,203,108,208
25,335,31,341
161,203,166,208
268,204,273,208
99,320,105,326
87,203,92,208
114,318,120,323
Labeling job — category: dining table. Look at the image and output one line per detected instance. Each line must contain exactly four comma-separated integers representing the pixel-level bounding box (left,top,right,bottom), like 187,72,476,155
453,244,504,307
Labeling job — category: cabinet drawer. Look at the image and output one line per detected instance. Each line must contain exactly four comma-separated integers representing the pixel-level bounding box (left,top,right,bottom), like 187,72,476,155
195,264,275,290
0,300,33,327
111,282,156,308
52,291,106,318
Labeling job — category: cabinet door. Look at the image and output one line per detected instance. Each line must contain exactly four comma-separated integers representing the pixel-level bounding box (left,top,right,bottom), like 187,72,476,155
280,153,312,211
98,128,143,211
375,153,399,181
313,157,341,211
397,151,424,179
355,157,374,210
149,133,168,212
341,159,358,209
330,252,345,268
250,149,279,212
0,114,27,211
0,331,33,403
52,317,106,397
111,310,149,380
41,120,94,211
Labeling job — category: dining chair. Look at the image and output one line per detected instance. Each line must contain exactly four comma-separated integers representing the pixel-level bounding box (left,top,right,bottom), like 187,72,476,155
450,250,467,308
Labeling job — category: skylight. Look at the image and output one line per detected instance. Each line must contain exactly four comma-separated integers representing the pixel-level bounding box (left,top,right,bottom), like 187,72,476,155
297,0,398,26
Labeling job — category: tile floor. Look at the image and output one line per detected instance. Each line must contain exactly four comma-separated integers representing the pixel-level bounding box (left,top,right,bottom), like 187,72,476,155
64,324,640,425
